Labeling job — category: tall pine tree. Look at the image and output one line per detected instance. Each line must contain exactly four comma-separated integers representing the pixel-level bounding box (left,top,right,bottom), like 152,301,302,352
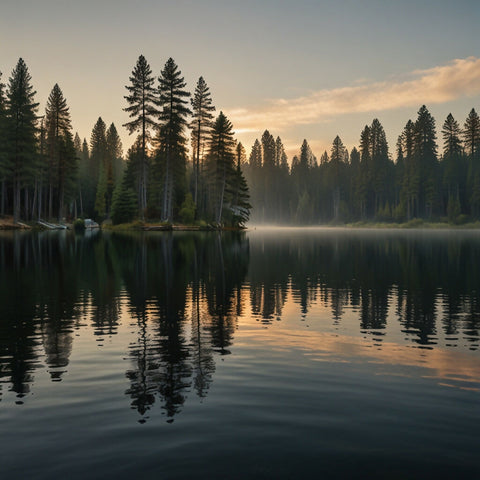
45,83,76,221
463,108,480,216
6,58,39,223
155,58,191,222
0,71,7,216
123,55,158,218
190,77,215,208
90,117,107,218
206,112,236,224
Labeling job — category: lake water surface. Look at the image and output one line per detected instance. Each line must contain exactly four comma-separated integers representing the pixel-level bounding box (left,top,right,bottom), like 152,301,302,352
0,228,479,479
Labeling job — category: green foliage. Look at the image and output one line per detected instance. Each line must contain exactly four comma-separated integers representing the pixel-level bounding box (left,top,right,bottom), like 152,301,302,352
154,58,191,222
73,218,85,232
3,54,480,229
447,194,461,223
45,83,77,220
455,214,469,225
95,163,107,218
179,193,196,224
463,108,480,161
123,55,157,217
111,176,138,225
6,58,39,222
190,76,215,213
227,162,251,228
206,112,237,225
295,190,312,224
404,218,424,228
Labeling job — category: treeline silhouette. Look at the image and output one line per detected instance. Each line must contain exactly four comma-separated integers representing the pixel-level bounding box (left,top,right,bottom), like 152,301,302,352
2,57,480,228
0,57,250,228
245,107,480,224
0,230,479,418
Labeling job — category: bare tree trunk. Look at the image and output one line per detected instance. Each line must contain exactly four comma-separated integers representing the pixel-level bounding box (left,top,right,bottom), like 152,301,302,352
13,180,20,223
162,155,170,222
58,182,64,222
217,165,226,225
24,187,29,221
79,184,84,217
48,183,53,220
1,179,5,216
32,179,37,219
38,180,42,221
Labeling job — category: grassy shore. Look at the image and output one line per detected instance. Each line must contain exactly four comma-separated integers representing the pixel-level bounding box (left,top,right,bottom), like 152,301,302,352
346,219,480,229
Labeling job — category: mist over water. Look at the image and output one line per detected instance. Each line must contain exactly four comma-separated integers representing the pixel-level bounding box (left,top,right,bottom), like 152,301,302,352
0,228,479,479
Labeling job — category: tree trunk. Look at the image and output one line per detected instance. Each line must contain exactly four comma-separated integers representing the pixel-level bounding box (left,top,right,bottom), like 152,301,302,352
31,179,38,219
48,183,53,220
79,184,84,217
1,179,5,217
38,180,42,221
13,180,21,223
217,165,226,225
24,187,29,221
162,153,170,222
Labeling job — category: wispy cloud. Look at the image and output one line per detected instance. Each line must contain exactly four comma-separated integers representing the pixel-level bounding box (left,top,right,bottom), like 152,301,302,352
226,57,480,134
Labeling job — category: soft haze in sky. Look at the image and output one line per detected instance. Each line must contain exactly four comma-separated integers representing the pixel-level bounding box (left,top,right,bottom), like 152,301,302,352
2,0,479,160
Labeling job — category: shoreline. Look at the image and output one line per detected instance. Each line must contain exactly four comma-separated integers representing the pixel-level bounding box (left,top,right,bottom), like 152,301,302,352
2,217,480,231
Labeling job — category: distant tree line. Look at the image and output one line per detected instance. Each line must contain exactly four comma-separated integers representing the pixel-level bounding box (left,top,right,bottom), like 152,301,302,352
2,56,479,226
245,105,480,224
0,57,250,227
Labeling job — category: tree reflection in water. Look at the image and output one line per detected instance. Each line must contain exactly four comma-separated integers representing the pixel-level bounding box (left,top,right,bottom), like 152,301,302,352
0,229,479,419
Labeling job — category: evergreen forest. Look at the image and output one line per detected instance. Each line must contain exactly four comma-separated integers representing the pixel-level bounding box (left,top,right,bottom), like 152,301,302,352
1,56,479,227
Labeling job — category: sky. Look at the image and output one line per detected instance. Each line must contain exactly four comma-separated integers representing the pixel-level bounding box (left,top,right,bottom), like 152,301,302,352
2,0,480,161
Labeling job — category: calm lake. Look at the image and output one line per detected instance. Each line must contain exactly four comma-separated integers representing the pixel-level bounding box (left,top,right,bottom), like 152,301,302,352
0,228,479,479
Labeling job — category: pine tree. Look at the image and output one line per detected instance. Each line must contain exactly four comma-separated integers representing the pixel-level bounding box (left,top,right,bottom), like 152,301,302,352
227,156,251,228
111,170,138,225
261,130,276,169
73,132,82,154
206,112,236,224
45,83,75,220
123,55,158,218
236,142,247,167
34,116,47,220
400,119,418,219
329,136,346,221
463,108,480,161
0,71,7,216
442,113,462,158
105,123,123,218
369,119,391,216
90,117,107,218
6,58,39,223
275,136,286,167
463,109,480,216
156,58,191,222
442,113,465,215
261,130,276,220
358,125,371,218
249,139,262,169
414,105,438,217
76,137,90,217
190,76,215,206
349,147,361,218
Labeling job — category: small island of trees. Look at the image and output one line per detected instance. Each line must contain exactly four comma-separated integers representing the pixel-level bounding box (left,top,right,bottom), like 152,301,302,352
1,55,479,229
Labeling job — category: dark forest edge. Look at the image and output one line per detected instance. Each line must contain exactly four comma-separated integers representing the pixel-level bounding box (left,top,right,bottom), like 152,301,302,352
1,56,480,229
